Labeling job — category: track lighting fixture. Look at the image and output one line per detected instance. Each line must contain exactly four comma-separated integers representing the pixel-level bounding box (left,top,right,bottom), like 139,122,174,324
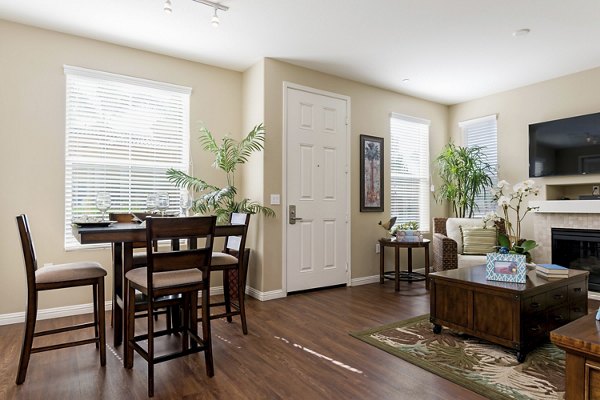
163,0,229,27
211,8,220,27
164,0,172,14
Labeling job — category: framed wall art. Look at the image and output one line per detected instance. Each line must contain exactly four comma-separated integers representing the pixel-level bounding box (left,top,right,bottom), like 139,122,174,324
485,252,527,283
360,134,384,212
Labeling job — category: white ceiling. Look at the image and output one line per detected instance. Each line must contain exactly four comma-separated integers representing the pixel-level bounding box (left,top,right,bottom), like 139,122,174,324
1,0,600,105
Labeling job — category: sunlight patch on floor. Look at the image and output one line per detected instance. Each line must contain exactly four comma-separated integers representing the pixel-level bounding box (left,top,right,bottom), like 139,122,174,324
107,344,123,363
216,334,241,349
274,336,363,374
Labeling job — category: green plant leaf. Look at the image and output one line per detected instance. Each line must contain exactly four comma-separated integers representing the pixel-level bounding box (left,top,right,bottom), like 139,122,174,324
168,123,275,221
519,240,537,252
497,233,511,248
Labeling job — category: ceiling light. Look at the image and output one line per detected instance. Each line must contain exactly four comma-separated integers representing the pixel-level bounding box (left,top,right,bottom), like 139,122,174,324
512,28,531,37
211,8,220,28
165,0,229,26
164,0,172,13
402,78,410,83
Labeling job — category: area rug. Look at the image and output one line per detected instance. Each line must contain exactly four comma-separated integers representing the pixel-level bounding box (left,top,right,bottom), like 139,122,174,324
350,315,564,400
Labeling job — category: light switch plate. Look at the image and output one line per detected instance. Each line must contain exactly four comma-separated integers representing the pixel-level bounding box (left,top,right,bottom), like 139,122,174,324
270,194,281,205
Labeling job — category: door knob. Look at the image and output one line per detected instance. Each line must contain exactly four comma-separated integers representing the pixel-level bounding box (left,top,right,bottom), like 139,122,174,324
289,205,303,225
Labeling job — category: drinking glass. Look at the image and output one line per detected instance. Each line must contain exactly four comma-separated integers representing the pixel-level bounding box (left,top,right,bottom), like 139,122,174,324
95,192,111,221
157,192,170,216
180,192,193,216
147,192,159,213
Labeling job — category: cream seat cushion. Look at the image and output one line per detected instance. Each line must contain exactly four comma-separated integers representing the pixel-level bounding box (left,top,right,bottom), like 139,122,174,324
210,252,238,266
125,268,203,289
36,261,106,284
446,218,487,253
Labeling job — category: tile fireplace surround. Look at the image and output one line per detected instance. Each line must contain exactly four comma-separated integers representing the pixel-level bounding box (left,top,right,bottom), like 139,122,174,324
531,200,600,297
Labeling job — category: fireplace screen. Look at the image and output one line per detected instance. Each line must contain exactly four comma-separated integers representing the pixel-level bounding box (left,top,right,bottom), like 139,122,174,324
552,228,600,291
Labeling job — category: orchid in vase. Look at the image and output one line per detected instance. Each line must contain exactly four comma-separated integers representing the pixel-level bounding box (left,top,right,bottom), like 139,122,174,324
485,179,540,261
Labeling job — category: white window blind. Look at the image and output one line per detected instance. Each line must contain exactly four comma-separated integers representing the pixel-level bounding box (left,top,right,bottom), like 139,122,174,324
460,114,498,217
390,113,431,231
64,66,191,250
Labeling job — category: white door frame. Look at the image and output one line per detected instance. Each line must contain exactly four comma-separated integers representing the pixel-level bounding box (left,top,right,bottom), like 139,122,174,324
281,81,352,295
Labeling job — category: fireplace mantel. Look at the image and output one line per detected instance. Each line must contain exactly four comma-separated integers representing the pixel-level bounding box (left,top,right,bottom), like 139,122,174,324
530,200,600,214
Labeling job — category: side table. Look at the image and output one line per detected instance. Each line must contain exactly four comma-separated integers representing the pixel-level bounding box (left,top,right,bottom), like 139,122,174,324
379,238,430,291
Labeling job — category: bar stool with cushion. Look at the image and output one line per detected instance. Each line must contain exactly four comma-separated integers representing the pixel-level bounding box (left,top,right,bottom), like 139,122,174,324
209,213,251,334
15,214,107,385
124,215,217,397
108,213,175,327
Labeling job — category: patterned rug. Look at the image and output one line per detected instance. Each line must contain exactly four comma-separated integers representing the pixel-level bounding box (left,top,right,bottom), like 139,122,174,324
351,315,564,400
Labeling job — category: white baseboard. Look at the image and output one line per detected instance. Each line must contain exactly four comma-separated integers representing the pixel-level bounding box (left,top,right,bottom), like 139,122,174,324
0,285,280,326
0,301,114,326
350,275,380,286
246,286,285,301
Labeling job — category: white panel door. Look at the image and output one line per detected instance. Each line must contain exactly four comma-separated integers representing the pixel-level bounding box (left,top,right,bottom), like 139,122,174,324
286,86,349,292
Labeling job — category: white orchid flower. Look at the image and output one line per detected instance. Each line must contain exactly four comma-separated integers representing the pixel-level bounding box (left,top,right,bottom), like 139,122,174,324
497,196,510,206
513,182,525,193
497,180,509,189
523,179,535,188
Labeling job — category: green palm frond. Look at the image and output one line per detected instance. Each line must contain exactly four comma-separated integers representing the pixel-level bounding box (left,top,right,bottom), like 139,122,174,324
166,169,220,193
169,123,275,222
237,124,265,164
198,126,219,154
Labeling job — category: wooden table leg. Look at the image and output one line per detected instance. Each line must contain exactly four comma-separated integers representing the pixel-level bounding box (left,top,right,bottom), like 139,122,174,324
121,242,133,360
112,242,123,347
394,246,400,292
407,247,413,284
424,242,430,290
379,242,385,284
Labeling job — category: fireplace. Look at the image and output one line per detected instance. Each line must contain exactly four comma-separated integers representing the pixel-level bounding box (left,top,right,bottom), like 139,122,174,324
552,228,600,291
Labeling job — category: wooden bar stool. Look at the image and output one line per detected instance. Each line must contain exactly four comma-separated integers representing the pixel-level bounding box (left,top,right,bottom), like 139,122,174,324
124,216,216,397
208,213,251,334
15,214,107,385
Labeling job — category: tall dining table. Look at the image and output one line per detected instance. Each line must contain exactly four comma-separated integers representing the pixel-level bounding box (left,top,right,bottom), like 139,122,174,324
72,221,246,348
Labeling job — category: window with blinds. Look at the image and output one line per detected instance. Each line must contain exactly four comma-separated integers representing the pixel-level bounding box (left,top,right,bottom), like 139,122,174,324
390,113,431,231
64,66,191,250
460,114,498,217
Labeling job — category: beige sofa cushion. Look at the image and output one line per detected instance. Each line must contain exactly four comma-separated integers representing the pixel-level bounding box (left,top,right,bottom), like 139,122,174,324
446,218,487,253
457,254,487,269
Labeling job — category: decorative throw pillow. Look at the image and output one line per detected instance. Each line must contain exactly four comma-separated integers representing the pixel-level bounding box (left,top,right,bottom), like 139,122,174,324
446,218,487,253
461,226,497,255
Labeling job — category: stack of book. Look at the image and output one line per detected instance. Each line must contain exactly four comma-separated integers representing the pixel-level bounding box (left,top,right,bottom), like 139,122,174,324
535,263,569,280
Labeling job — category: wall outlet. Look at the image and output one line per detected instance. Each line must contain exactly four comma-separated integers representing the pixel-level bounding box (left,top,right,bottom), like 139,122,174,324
375,243,380,254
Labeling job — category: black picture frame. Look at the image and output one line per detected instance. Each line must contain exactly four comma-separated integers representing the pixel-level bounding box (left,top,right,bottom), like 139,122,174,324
360,134,384,212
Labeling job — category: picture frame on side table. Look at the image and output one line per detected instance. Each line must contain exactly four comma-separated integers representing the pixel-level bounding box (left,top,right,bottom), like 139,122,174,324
360,134,384,212
486,253,527,283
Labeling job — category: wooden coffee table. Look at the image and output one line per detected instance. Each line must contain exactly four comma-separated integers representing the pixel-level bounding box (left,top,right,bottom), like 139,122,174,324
429,264,588,362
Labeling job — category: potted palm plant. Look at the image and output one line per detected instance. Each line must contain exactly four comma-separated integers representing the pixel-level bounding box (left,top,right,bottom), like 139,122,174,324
434,142,494,218
167,123,275,222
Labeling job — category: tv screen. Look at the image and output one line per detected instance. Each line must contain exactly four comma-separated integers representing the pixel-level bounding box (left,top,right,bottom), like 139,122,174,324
529,112,600,177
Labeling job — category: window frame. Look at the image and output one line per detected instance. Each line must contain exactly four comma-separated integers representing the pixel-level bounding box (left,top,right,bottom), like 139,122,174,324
63,65,191,250
389,113,431,232
460,114,498,217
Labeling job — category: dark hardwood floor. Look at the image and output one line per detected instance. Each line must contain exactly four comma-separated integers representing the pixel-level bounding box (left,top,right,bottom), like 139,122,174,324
0,280,579,399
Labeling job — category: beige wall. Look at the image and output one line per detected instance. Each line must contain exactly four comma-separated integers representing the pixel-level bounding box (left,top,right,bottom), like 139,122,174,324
0,20,242,314
261,59,448,292
448,67,600,241
241,61,266,290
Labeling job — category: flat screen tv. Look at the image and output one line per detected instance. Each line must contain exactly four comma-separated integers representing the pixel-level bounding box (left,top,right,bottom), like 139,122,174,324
529,112,600,177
